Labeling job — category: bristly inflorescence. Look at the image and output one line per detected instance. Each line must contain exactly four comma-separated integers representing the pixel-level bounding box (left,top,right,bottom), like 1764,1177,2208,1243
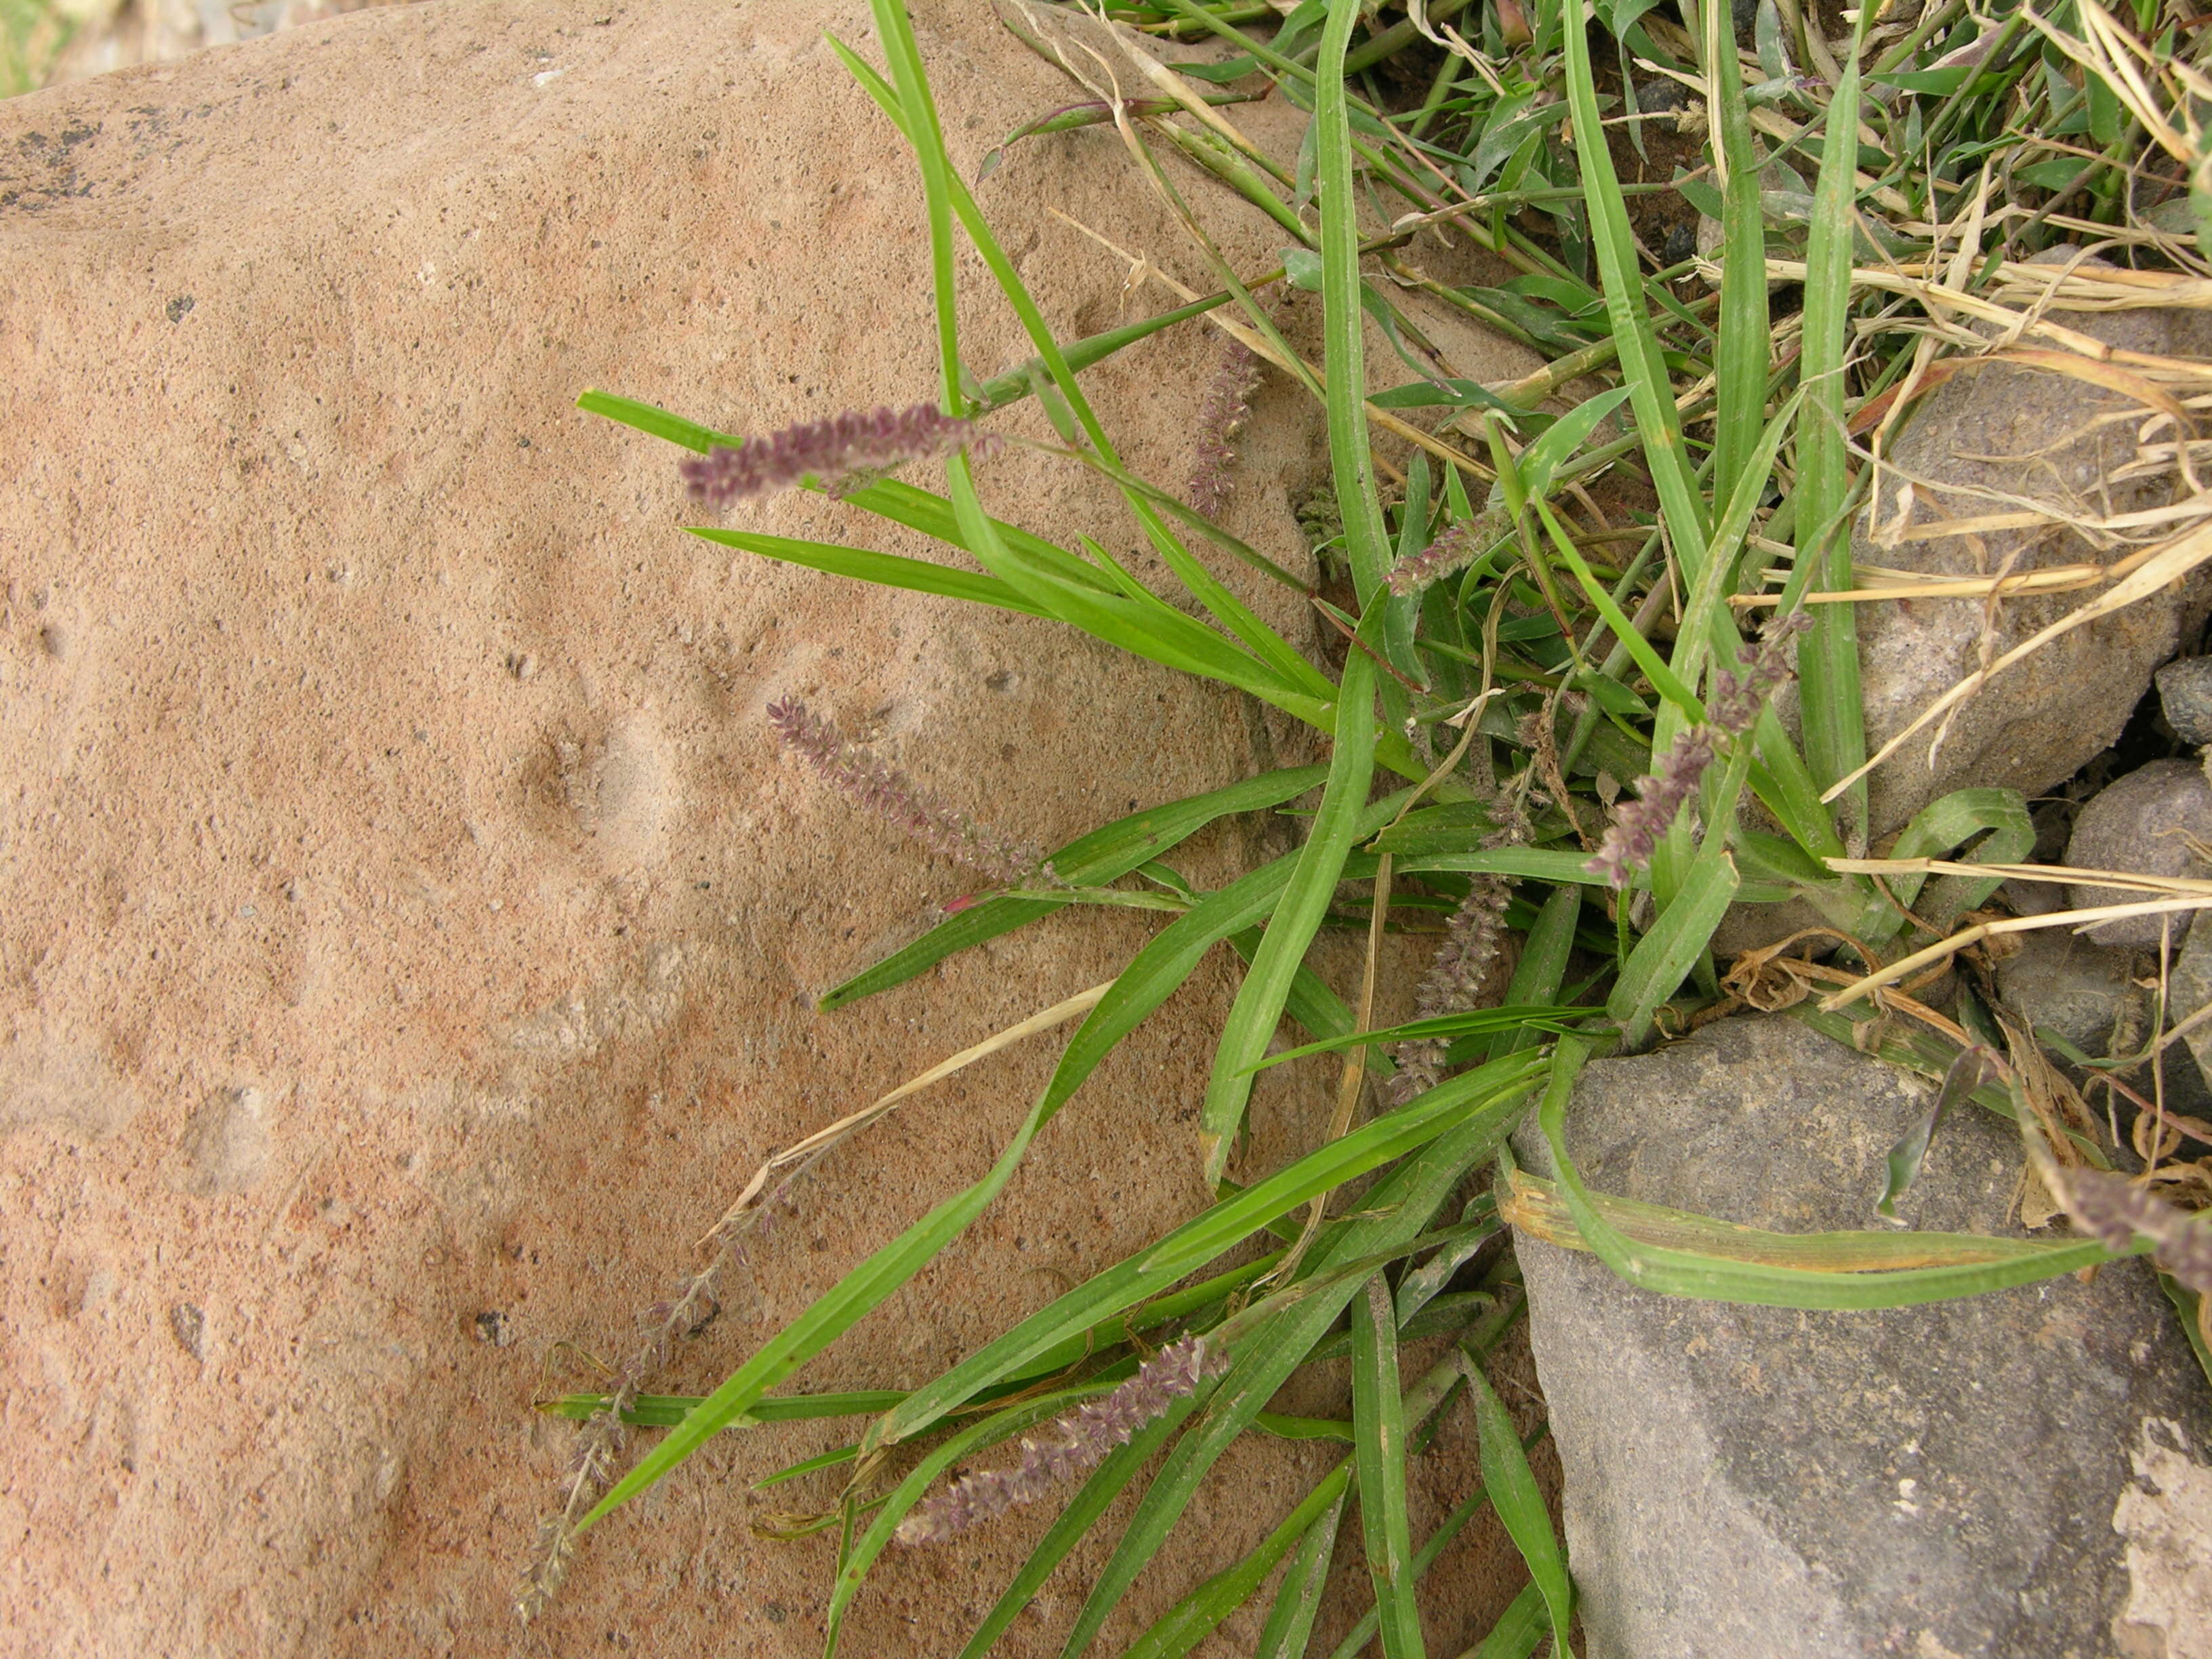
1386,502,1510,597
516,1243,739,1623
680,403,1001,507
2053,1167,2212,1293
897,1335,1225,1546
1187,340,1263,519
768,696,1048,890
1584,611,1810,891
1391,793,1525,1104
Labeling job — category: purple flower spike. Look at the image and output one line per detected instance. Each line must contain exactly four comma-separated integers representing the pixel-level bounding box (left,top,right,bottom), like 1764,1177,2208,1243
681,403,1000,508
768,697,1044,889
1386,507,1507,597
1582,611,1811,890
1188,342,1263,519
1584,726,1717,890
897,1336,1224,1546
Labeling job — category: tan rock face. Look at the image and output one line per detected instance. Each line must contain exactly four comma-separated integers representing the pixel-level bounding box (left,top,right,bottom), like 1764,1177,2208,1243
0,3,1542,1656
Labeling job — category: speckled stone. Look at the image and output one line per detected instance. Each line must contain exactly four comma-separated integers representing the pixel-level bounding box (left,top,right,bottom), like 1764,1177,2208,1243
1511,1014,2212,1659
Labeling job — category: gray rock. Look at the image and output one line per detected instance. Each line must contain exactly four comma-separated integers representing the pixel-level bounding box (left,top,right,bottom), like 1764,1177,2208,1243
1994,927,2150,1058
2165,920,2212,1088
1511,1014,2212,1659
1842,264,2212,840
2065,759,2212,945
2157,656,2212,744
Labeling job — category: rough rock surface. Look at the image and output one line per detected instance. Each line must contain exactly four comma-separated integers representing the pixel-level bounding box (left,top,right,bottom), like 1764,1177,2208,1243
0,5,1544,1657
1844,275,2212,840
2066,758,2212,945
1511,1015,2212,1659
1994,927,2150,1058
2157,655,2212,745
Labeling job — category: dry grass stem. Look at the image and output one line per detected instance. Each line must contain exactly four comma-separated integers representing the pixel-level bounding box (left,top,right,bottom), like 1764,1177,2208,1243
699,980,1113,1247
1817,899,2212,1012
1820,519,2212,805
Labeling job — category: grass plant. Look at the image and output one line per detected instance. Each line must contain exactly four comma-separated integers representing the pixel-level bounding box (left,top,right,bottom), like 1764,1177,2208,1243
516,0,2212,1650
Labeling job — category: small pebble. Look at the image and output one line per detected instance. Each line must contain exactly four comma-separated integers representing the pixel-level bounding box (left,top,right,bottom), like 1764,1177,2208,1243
2063,758,2212,944
2156,655,2212,744
169,1302,205,1360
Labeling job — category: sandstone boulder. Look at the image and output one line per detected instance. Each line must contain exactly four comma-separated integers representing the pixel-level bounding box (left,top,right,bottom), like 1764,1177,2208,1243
0,3,1542,1656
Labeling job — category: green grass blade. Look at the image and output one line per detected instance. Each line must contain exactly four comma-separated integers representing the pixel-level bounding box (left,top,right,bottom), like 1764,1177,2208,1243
1460,1355,1573,1658
1705,0,1771,511
833,29,1327,701
689,528,1054,617
1466,1573,1549,1659
1117,1461,1355,1659
1197,644,1378,1182
1668,389,1804,697
1532,1037,2144,1309
1793,30,1869,834
1352,1279,1424,1659
1875,787,2034,936
825,1381,1133,1657
577,785,1401,1534
865,0,960,409
1252,1483,1349,1659
1490,886,1580,1061
819,764,1328,1010
576,388,735,451
1605,850,1741,1047
1053,1105,1533,1659
535,1388,909,1429
575,1107,1055,1533
1314,0,1394,604
1246,1008,1584,1072
873,1052,1548,1451
951,1399,1210,1659
1560,0,1711,562
1536,505,1702,720
838,476,1126,596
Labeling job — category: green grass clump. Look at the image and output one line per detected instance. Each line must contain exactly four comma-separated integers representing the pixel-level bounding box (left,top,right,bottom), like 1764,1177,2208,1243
525,1,2212,1651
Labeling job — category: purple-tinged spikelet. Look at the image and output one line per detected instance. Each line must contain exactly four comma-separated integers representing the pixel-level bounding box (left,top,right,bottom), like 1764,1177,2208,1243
2055,1168,2212,1292
1584,726,1718,891
897,1336,1223,1545
1706,610,1811,736
1387,506,1508,597
680,404,1000,508
1391,874,1514,1103
768,697,1045,889
1583,612,1809,890
1188,342,1263,519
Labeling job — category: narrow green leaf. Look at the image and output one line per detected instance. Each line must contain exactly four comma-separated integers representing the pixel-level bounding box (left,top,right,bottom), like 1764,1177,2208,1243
1491,886,1580,1061
1246,1007,1584,1073
1119,1461,1355,1659
1252,1485,1349,1659
1313,0,1393,604
1560,0,1712,560
1532,1036,2145,1309
689,527,1052,617
1467,1579,1549,1659
1353,1279,1424,1659
1461,1356,1574,1657
819,764,1328,1010
1198,644,1378,1182
1605,850,1740,1047
1705,0,1771,510
952,1403,1203,1659
870,1051,1547,1451
1054,1104,1534,1659
1793,28,1869,833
